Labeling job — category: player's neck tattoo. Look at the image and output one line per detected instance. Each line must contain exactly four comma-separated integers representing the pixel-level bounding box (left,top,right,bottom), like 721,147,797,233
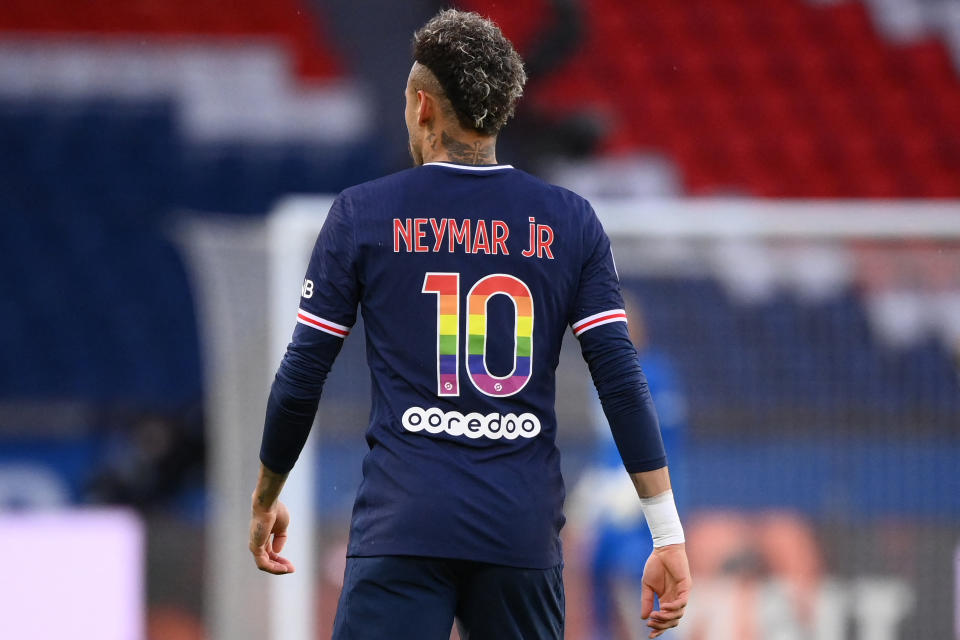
440,130,496,165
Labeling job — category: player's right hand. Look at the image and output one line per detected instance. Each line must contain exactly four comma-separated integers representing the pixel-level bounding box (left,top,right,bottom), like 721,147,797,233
249,500,295,575
640,543,691,638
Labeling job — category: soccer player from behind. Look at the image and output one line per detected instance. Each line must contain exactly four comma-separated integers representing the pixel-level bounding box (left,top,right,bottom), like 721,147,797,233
248,9,691,640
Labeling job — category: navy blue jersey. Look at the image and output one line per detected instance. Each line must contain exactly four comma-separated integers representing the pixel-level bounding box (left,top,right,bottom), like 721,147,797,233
262,161,666,568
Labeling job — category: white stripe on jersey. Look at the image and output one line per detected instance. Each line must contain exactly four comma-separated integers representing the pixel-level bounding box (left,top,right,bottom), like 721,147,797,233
296,308,351,338
572,309,628,337
424,162,514,171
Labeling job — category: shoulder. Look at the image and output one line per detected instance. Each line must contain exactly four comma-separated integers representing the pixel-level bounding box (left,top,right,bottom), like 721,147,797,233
338,166,597,223
501,170,600,241
337,167,425,206
511,169,595,213
522,173,605,244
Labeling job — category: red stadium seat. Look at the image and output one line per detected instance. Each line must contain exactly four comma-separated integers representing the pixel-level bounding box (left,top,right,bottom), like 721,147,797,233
0,0,342,80
466,0,960,197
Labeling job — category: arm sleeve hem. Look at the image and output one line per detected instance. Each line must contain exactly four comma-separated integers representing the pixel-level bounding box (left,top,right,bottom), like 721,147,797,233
259,453,294,476
622,456,668,474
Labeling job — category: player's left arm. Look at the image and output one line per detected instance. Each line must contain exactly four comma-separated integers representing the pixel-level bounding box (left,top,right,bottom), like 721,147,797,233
579,321,692,638
631,467,691,638
571,204,691,638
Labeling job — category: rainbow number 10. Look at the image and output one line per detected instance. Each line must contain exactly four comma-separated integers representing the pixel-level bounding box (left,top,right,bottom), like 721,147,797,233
422,272,534,398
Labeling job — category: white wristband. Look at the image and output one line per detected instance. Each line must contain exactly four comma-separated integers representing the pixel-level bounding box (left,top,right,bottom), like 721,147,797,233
640,490,685,548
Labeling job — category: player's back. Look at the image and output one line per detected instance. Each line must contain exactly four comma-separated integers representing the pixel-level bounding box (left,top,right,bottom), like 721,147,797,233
302,161,621,568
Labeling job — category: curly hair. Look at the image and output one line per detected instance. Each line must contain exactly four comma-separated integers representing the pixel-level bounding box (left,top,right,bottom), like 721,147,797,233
413,9,527,136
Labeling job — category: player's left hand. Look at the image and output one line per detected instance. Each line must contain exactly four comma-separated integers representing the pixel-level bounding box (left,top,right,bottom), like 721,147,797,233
640,543,691,638
248,500,295,575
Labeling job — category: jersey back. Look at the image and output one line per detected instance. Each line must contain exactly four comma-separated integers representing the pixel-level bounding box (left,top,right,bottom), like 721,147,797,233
295,162,626,568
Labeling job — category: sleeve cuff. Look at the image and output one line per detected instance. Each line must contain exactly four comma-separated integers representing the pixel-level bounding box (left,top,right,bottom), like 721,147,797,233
622,455,668,474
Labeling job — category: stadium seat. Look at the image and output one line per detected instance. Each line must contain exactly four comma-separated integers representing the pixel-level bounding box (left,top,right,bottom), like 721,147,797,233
466,0,960,197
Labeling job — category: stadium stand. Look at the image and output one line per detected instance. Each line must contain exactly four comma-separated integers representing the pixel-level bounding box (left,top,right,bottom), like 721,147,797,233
0,1,378,515
464,0,960,197
0,1,375,408
0,0,340,79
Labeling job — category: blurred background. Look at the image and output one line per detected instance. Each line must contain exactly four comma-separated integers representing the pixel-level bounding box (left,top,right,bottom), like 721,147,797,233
0,0,958,639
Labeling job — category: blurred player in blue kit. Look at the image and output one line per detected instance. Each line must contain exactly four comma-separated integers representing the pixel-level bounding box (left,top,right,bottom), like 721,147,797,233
247,9,691,639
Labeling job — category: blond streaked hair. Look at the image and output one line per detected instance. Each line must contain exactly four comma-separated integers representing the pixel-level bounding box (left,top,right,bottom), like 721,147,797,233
413,9,527,136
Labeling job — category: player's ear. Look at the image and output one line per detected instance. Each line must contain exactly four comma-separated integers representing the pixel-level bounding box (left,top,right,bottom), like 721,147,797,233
416,89,433,125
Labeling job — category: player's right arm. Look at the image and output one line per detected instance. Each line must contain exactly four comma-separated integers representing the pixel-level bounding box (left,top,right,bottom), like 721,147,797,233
249,194,360,574
570,207,691,638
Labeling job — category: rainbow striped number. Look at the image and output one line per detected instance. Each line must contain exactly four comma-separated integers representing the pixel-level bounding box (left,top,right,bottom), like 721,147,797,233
422,273,460,396
467,274,533,396
422,272,534,398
